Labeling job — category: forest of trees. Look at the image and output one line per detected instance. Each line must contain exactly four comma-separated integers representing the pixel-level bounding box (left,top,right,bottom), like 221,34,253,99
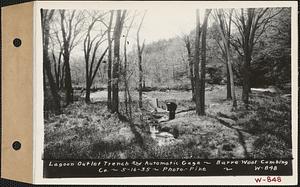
43,7,290,115
43,8,292,159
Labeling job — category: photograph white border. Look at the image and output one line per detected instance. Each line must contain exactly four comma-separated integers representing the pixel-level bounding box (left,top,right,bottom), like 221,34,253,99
33,1,298,185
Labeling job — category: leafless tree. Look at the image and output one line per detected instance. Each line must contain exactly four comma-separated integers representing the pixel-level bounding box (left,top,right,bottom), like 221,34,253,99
199,9,211,115
41,9,61,114
194,9,211,116
231,8,282,107
123,11,136,117
194,9,202,116
107,10,114,110
183,36,195,101
83,11,108,103
137,11,146,108
50,31,63,89
59,10,84,105
213,9,237,108
111,10,127,113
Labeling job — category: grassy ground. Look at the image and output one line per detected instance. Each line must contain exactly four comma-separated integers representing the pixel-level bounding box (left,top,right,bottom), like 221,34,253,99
44,85,292,159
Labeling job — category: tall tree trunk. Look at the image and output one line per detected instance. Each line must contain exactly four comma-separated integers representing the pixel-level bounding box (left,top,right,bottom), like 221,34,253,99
185,37,195,101
60,62,65,89
124,43,128,115
52,52,58,88
43,58,61,114
60,10,73,105
190,67,195,101
41,9,61,114
111,10,126,113
242,52,251,107
84,40,90,103
242,9,253,108
112,11,121,113
137,11,146,109
107,11,114,110
138,48,143,108
57,51,62,89
52,50,62,89
226,47,237,107
199,9,211,115
123,28,129,116
241,8,254,108
85,55,91,103
85,82,91,103
226,64,232,99
128,92,133,120
194,9,202,115
64,54,73,105
226,10,234,102
123,12,135,116
215,9,236,108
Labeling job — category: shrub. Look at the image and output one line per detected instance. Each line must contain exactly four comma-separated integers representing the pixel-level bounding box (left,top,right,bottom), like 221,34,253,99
250,133,292,158
236,94,292,158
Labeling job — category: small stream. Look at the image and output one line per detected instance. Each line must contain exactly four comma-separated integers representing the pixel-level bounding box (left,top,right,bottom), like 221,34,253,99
149,125,177,146
148,114,184,146
83,90,182,146
144,95,186,146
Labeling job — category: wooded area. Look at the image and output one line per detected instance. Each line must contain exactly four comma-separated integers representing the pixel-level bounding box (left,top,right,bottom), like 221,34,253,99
43,8,292,159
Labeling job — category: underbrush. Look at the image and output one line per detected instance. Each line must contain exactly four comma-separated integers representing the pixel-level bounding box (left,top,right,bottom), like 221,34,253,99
251,133,291,158
237,94,292,158
44,102,137,159
44,86,292,159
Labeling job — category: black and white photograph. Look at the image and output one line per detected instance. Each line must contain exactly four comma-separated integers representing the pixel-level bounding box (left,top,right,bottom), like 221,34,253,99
39,1,295,181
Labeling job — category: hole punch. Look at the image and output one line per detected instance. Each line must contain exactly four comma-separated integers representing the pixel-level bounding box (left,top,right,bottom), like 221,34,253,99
13,38,22,47
12,141,21,150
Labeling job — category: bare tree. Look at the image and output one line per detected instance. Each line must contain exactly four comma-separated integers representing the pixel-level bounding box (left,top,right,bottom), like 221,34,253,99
59,10,83,105
83,11,108,103
194,9,211,116
49,18,67,90
60,62,65,89
107,10,114,110
231,8,282,107
199,9,211,115
183,36,195,101
137,11,146,108
111,10,127,113
194,9,202,116
123,12,136,116
50,32,63,89
213,9,237,108
41,9,61,114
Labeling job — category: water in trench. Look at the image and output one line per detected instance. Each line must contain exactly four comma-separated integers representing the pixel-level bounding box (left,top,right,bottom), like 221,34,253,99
148,116,183,146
